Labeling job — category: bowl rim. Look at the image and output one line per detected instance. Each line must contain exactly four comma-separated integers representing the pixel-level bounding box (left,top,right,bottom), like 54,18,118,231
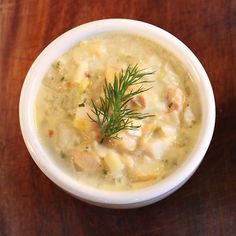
19,18,215,206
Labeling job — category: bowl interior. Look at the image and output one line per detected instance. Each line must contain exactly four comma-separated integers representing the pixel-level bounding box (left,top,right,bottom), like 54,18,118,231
20,19,215,206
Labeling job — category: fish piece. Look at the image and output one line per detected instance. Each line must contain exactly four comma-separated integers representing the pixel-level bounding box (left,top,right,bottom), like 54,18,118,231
129,94,146,109
71,145,102,172
166,88,185,112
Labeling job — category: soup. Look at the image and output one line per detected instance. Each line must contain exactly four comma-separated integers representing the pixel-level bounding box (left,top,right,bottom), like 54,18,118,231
36,33,201,191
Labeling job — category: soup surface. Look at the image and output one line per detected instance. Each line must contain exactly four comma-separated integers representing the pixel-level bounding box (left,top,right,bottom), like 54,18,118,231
36,33,201,191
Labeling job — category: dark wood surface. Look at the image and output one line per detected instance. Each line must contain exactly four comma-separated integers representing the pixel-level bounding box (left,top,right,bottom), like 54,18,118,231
1,0,236,235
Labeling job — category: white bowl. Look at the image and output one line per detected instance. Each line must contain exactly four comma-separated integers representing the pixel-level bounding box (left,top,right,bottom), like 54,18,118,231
19,19,215,209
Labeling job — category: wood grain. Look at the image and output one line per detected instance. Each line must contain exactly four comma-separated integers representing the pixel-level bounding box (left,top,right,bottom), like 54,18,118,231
0,0,236,235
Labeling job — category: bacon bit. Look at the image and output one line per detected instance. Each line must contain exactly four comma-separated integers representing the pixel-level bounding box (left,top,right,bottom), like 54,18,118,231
48,129,54,137
85,72,91,78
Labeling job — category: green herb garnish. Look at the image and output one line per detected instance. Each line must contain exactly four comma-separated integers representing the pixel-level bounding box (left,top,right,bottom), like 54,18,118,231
88,64,154,143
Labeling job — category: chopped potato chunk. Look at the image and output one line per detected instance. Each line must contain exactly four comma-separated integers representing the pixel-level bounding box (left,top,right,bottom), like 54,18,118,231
130,171,159,182
128,162,163,182
184,106,195,126
73,62,90,91
104,150,124,178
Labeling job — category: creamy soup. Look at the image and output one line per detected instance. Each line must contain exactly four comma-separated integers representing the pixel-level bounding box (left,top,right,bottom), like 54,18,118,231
36,33,201,191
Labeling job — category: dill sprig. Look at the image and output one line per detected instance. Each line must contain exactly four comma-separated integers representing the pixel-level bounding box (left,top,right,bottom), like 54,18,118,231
88,64,154,143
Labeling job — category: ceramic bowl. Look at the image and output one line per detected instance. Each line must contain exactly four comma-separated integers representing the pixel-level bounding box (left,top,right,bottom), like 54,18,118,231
19,19,215,208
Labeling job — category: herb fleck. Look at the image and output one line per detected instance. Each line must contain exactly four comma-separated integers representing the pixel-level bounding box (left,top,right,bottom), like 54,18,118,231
60,151,67,159
168,102,173,108
78,103,85,107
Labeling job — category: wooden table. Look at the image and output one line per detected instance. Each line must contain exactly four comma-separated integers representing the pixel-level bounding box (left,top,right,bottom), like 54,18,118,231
1,0,235,235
